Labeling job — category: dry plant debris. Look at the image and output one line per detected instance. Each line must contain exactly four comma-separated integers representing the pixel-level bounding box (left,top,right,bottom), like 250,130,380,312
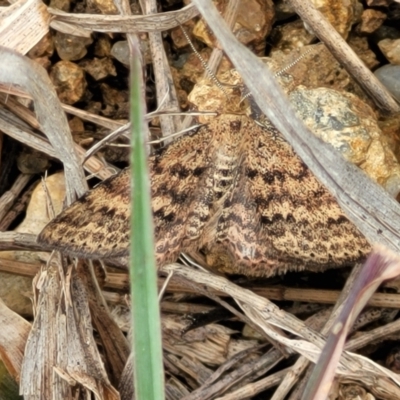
1,0,400,399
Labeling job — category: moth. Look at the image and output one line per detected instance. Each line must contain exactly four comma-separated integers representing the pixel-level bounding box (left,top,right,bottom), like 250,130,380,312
38,112,371,276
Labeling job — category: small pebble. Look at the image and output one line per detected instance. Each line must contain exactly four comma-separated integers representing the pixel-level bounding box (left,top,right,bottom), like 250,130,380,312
110,41,130,66
17,149,50,174
94,35,112,57
357,8,386,34
193,0,274,54
374,64,400,102
378,38,400,64
54,31,93,61
111,37,151,66
49,0,70,12
80,57,116,81
50,60,87,104
87,0,117,14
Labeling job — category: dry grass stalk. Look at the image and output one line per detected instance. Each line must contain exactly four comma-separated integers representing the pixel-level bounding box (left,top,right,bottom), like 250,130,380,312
0,0,50,55
0,48,87,201
0,298,31,382
48,3,199,33
140,0,182,140
0,173,32,221
20,260,119,398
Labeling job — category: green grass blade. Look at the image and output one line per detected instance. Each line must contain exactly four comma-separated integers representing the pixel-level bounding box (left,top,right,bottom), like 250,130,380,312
129,37,165,400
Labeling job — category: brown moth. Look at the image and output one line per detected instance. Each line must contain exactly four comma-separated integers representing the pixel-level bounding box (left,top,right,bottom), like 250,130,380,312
38,113,371,276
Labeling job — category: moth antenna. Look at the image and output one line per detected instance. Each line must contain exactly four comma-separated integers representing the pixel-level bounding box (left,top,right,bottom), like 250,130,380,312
240,46,315,103
148,123,205,145
179,23,228,97
275,46,315,77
